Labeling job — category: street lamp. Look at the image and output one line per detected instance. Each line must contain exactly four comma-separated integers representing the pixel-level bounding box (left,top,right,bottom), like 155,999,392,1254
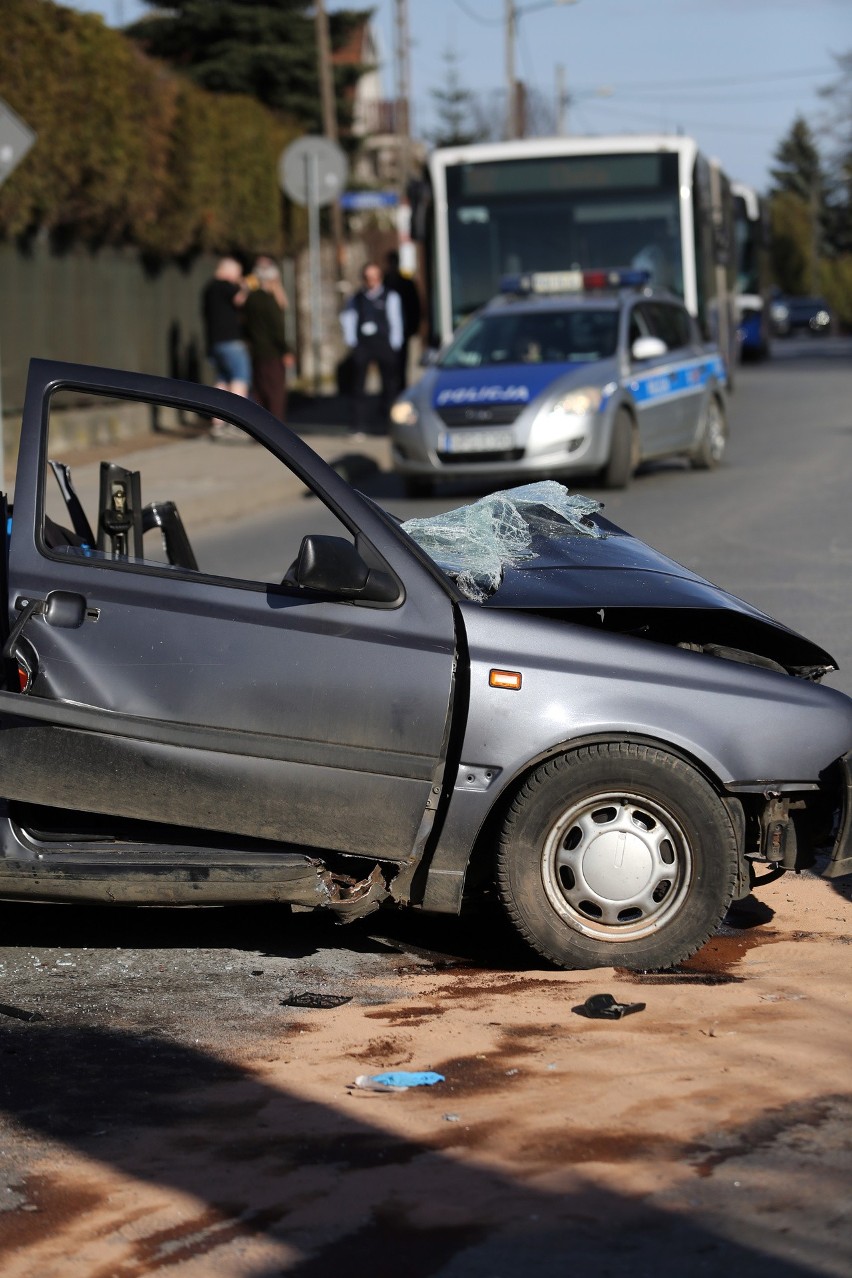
505,0,577,139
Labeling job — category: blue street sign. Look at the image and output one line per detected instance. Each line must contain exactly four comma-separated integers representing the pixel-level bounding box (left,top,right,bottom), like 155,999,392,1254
340,190,399,211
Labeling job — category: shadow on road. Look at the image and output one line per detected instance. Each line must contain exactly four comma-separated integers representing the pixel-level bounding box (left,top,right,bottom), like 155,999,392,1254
0,1018,837,1276
0,896,530,969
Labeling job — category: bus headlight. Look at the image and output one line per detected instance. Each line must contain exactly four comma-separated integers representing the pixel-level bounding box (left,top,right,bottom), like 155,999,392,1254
548,387,603,417
390,400,419,426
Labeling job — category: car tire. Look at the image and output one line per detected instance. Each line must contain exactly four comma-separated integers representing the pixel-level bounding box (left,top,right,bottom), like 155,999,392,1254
601,409,637,489
496,743,738,971
690,395,727,470
404,475,435,499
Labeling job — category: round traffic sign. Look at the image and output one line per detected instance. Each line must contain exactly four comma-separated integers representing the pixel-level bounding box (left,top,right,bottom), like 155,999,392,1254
279,136,348,208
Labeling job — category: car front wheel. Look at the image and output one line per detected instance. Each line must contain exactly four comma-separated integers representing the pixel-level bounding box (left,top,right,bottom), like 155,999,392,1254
496,743,738,970
601,408,637,489
690,395,727,470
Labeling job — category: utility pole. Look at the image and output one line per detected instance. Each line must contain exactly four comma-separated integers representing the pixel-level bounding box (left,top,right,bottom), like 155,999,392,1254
314,0,344,273
556,63,567,135
505,0,518,140
506,1,578,140
394,0,412,197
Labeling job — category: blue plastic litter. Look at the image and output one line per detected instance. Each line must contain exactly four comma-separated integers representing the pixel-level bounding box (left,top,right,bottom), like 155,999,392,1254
369,1071,444,1088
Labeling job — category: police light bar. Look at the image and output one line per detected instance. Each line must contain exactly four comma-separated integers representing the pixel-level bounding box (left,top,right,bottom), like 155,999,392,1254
500,268,651,296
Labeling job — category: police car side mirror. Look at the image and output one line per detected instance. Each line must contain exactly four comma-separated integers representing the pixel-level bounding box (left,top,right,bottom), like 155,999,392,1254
419,348,440,367
631,336,667,361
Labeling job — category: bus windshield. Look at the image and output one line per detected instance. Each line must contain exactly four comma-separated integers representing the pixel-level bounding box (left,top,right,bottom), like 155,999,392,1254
440,308,619,368
445,152,683,326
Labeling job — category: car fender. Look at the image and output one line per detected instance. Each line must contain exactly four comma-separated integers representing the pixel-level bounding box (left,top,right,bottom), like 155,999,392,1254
420,606,852,912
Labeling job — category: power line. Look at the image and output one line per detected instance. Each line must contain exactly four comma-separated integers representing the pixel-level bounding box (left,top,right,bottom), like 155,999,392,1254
615,88,831,105
453,0,504,26
586,98,781,137
574,66,834,93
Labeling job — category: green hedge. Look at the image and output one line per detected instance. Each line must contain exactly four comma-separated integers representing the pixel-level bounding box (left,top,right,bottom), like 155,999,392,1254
0,0,297,257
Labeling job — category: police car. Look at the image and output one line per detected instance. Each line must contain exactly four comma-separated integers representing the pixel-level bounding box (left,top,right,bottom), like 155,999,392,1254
391,269,728,496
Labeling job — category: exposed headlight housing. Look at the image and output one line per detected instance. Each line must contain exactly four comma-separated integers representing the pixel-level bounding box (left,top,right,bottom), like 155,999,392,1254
770,303,789,322
548,387,603,417
812,310,830,327
390,400,419,426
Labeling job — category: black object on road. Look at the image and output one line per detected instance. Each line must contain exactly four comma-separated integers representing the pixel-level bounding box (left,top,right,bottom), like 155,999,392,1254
572,993,646,1020
282,992,353,1010
0,1002,45,1022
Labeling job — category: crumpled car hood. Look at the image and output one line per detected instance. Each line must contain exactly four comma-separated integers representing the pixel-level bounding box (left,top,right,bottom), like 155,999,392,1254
401,483,836,676
486,515,836,676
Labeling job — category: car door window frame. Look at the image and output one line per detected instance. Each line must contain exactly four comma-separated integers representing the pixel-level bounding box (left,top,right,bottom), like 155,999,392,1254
37,382,405,609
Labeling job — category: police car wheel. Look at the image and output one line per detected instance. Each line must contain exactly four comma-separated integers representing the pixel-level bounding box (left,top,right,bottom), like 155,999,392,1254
601,409,636,489
496,743,738,971
691,396,727,470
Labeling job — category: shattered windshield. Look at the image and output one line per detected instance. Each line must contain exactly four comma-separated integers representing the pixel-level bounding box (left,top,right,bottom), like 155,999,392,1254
402,482,605,602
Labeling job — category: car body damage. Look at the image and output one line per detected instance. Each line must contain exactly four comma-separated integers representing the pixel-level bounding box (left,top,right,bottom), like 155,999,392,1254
0,359,849,971
402,483,835,677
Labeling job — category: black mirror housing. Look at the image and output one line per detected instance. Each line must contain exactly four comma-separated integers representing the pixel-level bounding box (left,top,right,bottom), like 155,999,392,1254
293,535,399,604
295,535,368,594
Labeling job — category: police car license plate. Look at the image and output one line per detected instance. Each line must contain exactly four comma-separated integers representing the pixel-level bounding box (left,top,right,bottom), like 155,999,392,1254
440,429,515,454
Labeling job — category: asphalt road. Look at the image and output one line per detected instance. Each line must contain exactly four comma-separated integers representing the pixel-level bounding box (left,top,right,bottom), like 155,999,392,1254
0,337,850,1276
199,335,852,694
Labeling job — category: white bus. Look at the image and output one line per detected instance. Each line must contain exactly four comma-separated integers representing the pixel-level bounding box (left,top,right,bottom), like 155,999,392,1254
425,134,737,370
731,180,771,360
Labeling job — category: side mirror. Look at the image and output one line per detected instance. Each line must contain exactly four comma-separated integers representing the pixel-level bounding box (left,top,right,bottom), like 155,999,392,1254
631,335,667,361
292,535,399,604
419,348,440,368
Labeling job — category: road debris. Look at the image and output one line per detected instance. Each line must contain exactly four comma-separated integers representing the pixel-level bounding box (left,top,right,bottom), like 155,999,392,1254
282,991,352,1010
0,1002,45,1022
351,1071,445,1093
572,993,646,1020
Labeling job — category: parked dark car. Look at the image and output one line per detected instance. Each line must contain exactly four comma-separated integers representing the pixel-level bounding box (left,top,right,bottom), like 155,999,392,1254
769,296,833,337
0,360,849,973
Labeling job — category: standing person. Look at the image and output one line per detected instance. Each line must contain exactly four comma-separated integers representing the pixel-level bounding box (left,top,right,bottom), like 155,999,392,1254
340,262,403,434
243,256,291,423
201,256,250,440
384,250,422,389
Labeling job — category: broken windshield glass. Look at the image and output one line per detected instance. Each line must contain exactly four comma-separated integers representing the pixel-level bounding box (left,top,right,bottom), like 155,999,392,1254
402,481,605,602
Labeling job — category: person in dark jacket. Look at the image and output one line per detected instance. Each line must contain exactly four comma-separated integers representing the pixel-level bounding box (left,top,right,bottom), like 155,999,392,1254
201,256,251,441
340,262,403,433
243,257,291,423
201,257,250,394
384,250,422,389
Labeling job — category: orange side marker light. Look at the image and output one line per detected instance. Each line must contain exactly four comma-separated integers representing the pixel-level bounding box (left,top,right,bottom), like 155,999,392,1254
489,668,522,691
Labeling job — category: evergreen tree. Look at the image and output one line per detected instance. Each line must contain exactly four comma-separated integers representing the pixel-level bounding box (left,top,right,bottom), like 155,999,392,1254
818,50,852,257
769,115,825,205
768,117,826,295
427,49,489,147
128,1,369,133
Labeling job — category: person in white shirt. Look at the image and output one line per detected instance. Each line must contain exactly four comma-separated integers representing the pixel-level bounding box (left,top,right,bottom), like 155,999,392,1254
340,262,403,432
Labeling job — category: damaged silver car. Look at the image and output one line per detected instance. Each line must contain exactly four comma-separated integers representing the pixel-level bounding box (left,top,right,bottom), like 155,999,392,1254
0,361,849,971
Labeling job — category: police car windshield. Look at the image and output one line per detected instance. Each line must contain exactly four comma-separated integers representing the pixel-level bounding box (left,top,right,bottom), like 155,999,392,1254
440,309,618,368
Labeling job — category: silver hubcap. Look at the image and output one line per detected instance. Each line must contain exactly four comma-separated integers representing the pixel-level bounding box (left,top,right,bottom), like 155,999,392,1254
705,402,726,461
541,791,693,942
